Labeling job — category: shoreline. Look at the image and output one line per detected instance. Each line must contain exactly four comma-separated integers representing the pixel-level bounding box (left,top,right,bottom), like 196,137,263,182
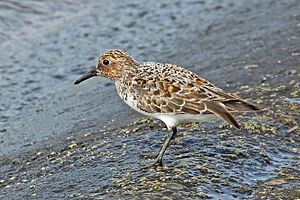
0,0,299,199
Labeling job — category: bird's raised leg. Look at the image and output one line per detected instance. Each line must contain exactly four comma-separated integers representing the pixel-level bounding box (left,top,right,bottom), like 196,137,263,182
154,127,177,166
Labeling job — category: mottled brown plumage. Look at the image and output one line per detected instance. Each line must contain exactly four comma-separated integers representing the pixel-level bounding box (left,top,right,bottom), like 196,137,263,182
74,49,265,166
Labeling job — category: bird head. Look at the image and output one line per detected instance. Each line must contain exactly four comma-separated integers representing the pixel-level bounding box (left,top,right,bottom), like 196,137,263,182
74,49,138,84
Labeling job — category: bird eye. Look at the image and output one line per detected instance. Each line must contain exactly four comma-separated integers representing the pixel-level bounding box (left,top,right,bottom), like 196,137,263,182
103,59,110,66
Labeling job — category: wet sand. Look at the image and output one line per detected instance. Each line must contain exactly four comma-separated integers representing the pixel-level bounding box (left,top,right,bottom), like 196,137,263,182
0,0,299,199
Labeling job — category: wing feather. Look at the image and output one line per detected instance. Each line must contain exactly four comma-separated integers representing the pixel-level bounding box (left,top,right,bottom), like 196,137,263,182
203,101,240,129
127,63,264,125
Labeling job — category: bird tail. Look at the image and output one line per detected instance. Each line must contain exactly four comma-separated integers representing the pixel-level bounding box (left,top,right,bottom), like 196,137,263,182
222,99,266,113
203,99,266,129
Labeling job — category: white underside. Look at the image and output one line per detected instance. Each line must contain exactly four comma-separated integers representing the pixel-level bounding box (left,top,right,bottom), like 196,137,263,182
121,93,217,130
147,112,217,130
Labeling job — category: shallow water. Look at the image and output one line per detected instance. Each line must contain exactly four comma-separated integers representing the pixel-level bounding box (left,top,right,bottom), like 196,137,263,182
0,116,299,199
0,0,299,199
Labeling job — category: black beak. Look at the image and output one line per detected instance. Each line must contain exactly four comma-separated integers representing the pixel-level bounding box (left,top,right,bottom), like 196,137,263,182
74,69,98,85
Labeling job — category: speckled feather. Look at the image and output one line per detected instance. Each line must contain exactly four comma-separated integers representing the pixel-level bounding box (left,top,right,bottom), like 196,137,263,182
92,49,263,129
74,49,265,165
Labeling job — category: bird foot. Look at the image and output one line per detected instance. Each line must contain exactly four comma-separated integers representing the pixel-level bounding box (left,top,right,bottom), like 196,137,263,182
141,158,164,170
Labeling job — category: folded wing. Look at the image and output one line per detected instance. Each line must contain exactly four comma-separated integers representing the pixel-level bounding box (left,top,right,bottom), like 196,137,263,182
131,63,264,128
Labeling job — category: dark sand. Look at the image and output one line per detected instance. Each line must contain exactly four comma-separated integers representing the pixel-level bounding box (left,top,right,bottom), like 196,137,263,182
0,0,299,199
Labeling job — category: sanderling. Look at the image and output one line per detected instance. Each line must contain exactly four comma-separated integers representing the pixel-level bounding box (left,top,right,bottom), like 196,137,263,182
74,49,264,166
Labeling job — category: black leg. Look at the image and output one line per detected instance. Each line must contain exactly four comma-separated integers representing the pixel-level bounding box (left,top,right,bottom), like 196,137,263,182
154,127,177,166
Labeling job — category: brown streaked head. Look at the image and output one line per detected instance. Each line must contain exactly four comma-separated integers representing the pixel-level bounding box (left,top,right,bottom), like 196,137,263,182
74,49,138,85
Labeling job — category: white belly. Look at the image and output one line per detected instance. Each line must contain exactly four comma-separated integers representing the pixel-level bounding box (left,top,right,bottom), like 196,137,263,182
120,93,216,130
